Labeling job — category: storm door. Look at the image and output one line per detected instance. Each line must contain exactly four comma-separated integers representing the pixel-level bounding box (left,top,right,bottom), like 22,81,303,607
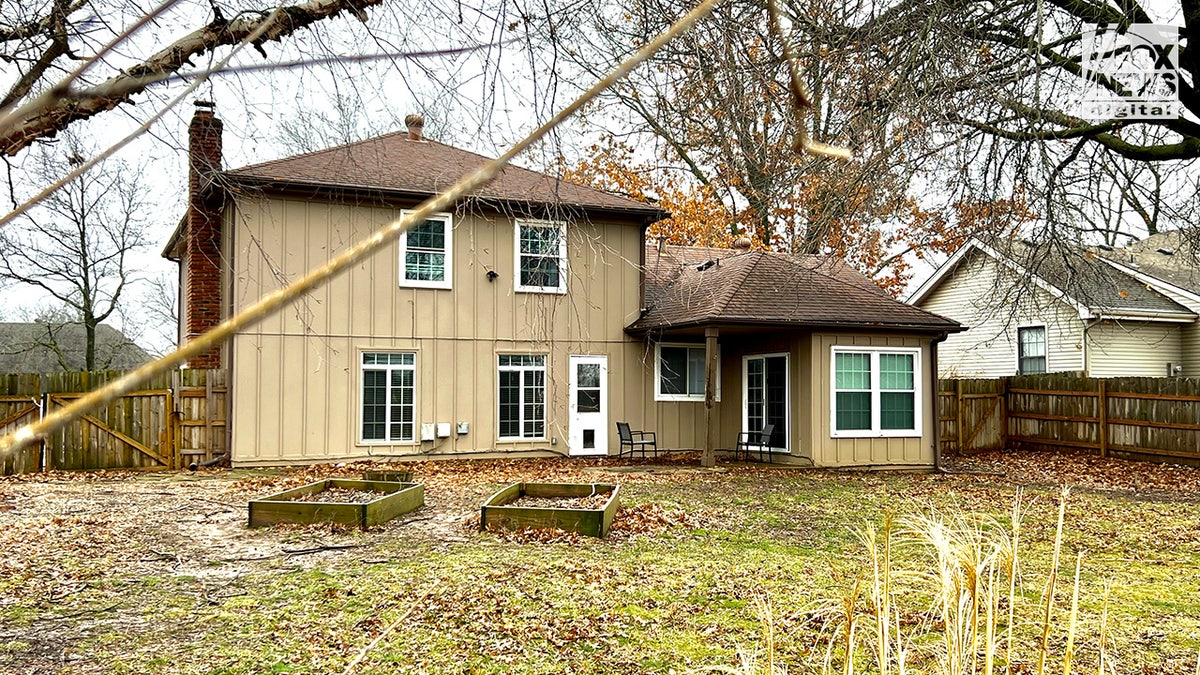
568,355,608,456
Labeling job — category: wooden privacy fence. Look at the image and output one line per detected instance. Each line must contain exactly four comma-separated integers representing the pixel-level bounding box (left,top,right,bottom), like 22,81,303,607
0,369,226,475
939,374,1200,465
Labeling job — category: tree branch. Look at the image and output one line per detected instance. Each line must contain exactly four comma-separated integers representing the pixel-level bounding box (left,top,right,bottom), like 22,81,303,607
2,0,382,156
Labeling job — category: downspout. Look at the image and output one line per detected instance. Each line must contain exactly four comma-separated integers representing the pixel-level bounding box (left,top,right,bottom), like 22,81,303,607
931,331,949,473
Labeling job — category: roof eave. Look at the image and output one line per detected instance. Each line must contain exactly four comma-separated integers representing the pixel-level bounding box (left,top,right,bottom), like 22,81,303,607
626,315,965,336
1092,309,1197,323
162,214,187,261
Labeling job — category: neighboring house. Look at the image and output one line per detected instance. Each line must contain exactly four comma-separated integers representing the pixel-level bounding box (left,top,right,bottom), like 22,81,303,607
164,104,961,468
0,322,152,373
909,236,1200,378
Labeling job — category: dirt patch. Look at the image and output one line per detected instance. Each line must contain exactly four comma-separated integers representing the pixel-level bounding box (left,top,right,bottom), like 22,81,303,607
512,493,612,509
285,487,382,503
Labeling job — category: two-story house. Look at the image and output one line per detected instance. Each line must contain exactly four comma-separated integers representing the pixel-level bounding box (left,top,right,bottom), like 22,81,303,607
165,104,961,468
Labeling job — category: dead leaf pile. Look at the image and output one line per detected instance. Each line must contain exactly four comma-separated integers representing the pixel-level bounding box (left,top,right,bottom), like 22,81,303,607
609,503,711,539
942,449,1200,497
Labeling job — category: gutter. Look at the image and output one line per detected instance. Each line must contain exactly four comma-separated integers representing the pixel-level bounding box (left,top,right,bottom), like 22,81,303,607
931,331,950,473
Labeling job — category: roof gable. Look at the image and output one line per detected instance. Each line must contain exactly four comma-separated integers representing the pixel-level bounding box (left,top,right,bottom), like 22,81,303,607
909,237,1196,321
226,133,663,218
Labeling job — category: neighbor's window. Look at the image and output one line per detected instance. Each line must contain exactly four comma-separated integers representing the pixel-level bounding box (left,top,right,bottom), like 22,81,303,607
1017,326,1047,375
515,220,567,293
399,212,452,288
655,344,719,401
360,352,416,443
498,354,546,439
831,347,920,437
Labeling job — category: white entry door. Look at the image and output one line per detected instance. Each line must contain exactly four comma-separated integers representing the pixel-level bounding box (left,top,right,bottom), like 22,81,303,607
568,355,608,456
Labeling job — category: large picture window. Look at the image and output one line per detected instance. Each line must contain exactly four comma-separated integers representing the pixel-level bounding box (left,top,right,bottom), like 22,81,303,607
831,347,920,437
1017,325,1047,375
360,352,416,443
398,212,452,288
515,220,566,293
655,344,719,401
498,354,546,439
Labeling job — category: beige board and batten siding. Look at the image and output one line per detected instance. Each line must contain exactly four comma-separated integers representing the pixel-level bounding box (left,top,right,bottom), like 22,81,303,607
1084,321,1184,378
918,251,1085,377
224,194,674,464
808,333,935,469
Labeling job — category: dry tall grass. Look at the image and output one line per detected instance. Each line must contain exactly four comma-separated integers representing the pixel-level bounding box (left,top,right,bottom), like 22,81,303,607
703,488,1197,675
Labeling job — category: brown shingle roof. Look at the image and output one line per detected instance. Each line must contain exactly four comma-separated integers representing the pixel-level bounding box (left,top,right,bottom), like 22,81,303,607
225,133,664,218
628,245,962,333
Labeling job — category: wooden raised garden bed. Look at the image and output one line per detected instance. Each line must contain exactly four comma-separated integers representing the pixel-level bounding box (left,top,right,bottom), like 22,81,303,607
480,482,620,538
249,479,424,528
363,469,413,483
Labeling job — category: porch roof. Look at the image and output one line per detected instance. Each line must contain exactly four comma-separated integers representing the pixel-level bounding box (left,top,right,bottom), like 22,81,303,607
627,245,962,335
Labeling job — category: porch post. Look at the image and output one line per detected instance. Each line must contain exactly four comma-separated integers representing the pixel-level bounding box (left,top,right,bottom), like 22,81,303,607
702,326,718,467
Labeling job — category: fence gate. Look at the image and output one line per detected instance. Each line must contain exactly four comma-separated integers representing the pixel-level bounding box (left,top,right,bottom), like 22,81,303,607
940,379,1005,454
1,392,42,475
43,386,175,471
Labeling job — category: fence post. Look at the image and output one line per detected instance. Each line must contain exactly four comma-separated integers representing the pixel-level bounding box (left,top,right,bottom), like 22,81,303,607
955,379,964,452
999,377,1008,451
1098,379,1108,457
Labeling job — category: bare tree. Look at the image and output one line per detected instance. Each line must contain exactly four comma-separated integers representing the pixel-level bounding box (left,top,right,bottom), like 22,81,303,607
0,134,150,369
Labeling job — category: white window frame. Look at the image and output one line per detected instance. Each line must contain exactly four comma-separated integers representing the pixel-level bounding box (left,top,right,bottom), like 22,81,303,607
514,219,567,294
497,354,548,440
358,351,418,445
830,346,922,439
398,210,453,289
654,343,721,402
1015,323,1048,375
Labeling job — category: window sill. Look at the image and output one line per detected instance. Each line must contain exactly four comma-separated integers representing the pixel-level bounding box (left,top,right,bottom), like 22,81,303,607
399,281,452,290
830,430,922,439
515,286,566,295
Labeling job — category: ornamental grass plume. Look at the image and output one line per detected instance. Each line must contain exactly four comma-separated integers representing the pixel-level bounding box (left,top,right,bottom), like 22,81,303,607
698,487,1196,675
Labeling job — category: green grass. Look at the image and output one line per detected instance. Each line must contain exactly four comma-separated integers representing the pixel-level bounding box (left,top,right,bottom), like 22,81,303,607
3,467,1199,674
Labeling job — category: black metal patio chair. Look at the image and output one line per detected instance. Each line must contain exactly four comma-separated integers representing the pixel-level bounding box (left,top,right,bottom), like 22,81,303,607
734,423,775,463
616,422,657,458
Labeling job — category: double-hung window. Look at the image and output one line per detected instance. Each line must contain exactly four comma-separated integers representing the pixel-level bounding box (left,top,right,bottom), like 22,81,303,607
831,347,920,437
655,344,718,401
360,352,416,443
498,355,546,439
1017,325,1047,375
398,211,452,288
515,220,567,293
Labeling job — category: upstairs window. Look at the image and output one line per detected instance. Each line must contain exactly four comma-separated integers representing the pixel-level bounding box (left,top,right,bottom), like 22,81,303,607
515,220,567,293
831,347,920,437
1017,325,1047,374
399,212,452,289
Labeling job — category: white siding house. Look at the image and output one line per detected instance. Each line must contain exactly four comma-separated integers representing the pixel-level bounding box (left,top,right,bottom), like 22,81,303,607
909,238,1198,378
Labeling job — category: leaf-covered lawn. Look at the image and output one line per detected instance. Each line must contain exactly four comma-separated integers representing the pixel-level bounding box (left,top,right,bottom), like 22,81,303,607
0,451,1197,674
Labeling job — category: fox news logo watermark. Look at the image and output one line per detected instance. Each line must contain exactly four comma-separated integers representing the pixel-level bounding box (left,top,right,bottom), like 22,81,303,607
1079,23,1179,120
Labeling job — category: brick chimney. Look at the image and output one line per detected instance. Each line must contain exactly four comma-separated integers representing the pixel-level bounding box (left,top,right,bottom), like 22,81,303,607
185,101,224,369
